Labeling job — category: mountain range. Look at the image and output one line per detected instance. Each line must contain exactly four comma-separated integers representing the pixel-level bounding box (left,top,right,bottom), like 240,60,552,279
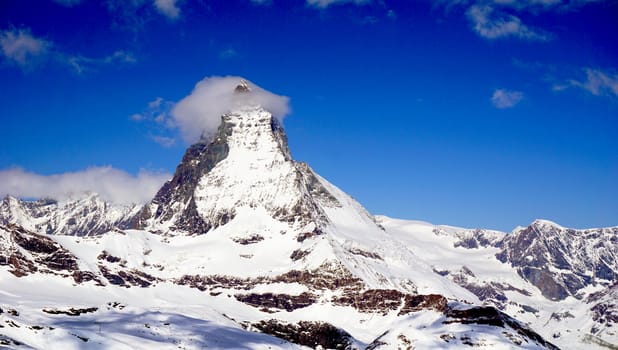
1,82,616,349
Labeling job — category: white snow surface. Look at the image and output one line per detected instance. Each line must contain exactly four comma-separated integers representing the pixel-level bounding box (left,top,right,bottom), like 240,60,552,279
1,104,613,349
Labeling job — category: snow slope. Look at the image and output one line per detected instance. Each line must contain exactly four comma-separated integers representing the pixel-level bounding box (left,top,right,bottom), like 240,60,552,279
2,82,613,349
377,216,618,349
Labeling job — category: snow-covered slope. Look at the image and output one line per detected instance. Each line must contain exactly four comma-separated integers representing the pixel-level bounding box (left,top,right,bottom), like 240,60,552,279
376,216,618,349
1,81,613,349
0,223,557,349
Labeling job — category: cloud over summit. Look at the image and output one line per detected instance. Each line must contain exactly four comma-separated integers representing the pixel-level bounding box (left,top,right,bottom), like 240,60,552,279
171,76,291,143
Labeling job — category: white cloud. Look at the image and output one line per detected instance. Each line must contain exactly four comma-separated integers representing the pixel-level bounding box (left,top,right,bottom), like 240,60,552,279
65,50,137,74
306,0,370,8
491,88,524,108
130,113,146,121
466,4,550,40
0,27,136,73
131,97,174,124
154,0,181,20
0,167,170,205
151,135,176,147
564,68,618,97
437,0,604,41
172,76,291,143
0,28,50,67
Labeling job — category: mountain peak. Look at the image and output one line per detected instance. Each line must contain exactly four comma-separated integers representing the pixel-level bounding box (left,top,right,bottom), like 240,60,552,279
136,105,339,235
234,79,251,93
530,219,563,230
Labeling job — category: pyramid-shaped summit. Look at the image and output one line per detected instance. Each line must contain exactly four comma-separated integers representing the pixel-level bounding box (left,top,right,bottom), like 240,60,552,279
129,83,487,296
134,86,345,238
0,80,567,349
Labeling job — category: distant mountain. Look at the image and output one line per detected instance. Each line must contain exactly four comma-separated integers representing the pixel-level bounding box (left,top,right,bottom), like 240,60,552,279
1,81,615,349
0,193,140,236
498,220,618,301
377,216,618,349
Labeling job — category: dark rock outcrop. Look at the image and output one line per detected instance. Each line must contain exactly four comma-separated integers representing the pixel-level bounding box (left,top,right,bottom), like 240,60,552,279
445,306,560,350
333,289,447,315
135,118,233,234
0,224,79,277
251,320,353,350
235,292,317,312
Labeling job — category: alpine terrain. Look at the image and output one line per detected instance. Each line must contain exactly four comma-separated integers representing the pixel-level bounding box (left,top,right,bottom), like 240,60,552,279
1,81,616,349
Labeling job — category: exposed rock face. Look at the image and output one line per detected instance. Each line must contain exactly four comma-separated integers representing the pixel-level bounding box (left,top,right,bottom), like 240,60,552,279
444,306,560,350
134,118,233,234
250,320,353,350
235,292,317,312
98,265,157,288
333,289,447,315
449,228,504,249
496,220,618,301
42,307,98,316
0,224,79,277
587,282,618,338
176,261,365,293
445,266,531,309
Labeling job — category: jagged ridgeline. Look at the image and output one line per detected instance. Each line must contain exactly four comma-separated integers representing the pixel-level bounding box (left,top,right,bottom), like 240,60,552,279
1,80,616,349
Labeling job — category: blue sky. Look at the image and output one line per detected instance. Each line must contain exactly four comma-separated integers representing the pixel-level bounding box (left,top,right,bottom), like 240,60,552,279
1,0,617,231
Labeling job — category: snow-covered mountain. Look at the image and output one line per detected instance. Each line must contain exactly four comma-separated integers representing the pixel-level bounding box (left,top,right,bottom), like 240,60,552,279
0,193,140,236
497,220,618,301
377,217,618,349
1,81,616,349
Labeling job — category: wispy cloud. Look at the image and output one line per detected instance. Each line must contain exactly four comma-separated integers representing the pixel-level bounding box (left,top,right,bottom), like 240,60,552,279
130,97,175,125
466,5,550,41
555,68,618,97
491,88,524,108
0,167,170,205
438,0,600,41
219,48,238,60
65,50,137,74
151,135,176,147
130,97,177,146
0,27,136,73
306,0,370,8
154,0,181,20
105,0,185,31
0,28,51,68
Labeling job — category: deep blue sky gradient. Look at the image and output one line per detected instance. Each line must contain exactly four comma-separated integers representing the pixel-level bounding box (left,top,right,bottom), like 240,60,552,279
1,0,617,231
